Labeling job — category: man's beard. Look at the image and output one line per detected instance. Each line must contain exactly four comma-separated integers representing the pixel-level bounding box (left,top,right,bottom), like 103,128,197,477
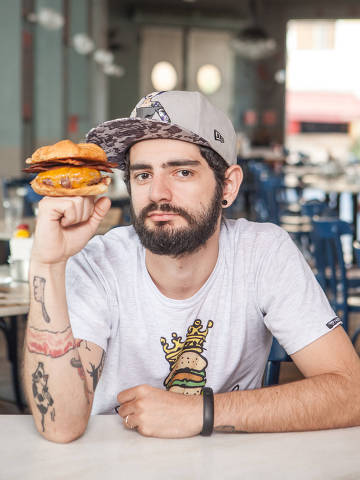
131,184,223,257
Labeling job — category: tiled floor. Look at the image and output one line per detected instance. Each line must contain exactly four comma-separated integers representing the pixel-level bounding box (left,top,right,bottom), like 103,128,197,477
1,313,359,415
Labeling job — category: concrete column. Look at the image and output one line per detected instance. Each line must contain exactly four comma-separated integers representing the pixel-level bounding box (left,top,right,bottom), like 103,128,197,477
34,0,65,148
67,0,91,141
90,0,108,127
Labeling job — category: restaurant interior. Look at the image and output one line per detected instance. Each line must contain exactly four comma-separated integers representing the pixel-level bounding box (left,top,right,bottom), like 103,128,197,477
1,0,360,415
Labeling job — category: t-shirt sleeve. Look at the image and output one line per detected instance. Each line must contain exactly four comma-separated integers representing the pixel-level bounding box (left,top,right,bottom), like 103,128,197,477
65,250,115,352
257,229,342,355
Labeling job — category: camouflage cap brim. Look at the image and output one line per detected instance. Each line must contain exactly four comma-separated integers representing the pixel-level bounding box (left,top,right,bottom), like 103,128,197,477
86,118,211,170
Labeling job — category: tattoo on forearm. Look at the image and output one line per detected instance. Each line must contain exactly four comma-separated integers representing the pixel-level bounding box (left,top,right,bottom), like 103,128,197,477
70,355,91,404
214,426,248,433
27,325,81,358
31,362,55,432
33,276,50,323
87,351,105,391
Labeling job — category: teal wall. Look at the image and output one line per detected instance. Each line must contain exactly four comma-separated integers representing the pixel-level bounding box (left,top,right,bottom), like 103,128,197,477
0,0,22,176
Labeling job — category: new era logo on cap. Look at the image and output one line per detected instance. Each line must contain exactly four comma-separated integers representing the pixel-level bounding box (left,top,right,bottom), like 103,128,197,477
214,129,224,143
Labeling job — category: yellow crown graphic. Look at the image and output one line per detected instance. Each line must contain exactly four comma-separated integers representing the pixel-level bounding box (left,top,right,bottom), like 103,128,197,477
161,319,213,366
160,332,185,366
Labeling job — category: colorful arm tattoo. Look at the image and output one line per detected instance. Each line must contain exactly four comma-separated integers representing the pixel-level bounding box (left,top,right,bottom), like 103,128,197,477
27,325,82,358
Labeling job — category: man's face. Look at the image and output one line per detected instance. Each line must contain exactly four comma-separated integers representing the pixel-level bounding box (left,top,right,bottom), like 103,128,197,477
129,138,223,257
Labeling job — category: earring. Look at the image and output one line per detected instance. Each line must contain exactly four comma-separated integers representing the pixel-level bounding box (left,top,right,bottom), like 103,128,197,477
222,200,228,206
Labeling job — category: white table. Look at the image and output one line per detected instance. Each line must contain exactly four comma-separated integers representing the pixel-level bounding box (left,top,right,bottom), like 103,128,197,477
1,415,360,479
0,281,29,316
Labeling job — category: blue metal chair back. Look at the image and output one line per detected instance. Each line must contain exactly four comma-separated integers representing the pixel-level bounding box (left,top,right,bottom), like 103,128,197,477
300,199,331,218
353,240,360,267
311,218,353,332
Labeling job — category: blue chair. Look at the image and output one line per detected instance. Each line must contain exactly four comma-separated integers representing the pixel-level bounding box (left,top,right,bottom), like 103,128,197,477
311,218,360,334
300,199,335,218
257,175,315,254
263,338,291,386
350,240,360,346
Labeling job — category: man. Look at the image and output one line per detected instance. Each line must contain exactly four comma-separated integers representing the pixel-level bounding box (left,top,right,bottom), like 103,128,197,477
24,91,360,443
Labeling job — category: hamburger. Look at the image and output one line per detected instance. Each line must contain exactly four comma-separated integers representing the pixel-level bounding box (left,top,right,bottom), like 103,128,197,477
164,350,207,395
23,139,117,196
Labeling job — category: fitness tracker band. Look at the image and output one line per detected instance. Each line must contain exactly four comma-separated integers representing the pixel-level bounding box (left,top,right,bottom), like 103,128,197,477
200,387,214,436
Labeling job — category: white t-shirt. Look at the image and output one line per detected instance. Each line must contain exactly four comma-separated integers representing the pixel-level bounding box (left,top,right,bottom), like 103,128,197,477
65,218,340,414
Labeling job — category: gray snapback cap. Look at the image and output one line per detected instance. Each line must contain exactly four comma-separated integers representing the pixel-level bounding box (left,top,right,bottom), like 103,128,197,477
86,90,237,169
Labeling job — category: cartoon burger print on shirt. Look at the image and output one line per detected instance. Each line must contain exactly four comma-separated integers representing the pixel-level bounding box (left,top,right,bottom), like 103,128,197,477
160,319,213,395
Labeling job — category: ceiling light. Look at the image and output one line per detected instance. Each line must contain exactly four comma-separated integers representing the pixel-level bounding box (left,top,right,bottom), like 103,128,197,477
28,7,64,31
231,0,276,61
151,61,178,91
73,33,95,55
103,64,125,77
93,49,114,66
197,64,222,95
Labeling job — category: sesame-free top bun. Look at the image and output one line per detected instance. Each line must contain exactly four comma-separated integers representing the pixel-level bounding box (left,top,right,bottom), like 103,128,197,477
28,140,107,164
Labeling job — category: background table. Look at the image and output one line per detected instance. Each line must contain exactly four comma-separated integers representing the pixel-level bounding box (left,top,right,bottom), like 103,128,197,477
1,415,360,479
0,282,29,411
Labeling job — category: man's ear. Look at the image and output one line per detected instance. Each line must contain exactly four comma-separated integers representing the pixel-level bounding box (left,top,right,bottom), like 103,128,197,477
222,165,243,207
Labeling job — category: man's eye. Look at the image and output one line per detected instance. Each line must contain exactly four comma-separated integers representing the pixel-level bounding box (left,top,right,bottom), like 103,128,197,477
135,173,151,181
177,170,192,177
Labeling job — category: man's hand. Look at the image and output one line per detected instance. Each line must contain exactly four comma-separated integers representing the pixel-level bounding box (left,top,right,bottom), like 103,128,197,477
31,196,111,265
116,385,203,438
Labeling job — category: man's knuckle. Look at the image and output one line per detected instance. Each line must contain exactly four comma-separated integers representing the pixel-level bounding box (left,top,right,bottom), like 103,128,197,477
137,384,149,395
135,399,144,411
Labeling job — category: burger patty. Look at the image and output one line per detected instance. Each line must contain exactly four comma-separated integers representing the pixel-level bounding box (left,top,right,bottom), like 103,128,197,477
40,176,108,188
35,166,108,189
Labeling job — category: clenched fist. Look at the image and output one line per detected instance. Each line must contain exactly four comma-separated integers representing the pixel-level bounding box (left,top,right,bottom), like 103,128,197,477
31,195,111,265
116,384,203,438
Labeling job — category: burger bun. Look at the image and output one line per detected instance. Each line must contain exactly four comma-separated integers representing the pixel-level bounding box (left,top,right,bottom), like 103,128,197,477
27,140,107,164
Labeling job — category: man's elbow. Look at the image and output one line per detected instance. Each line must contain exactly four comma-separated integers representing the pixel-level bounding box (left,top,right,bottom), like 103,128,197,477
40,427,87,444
33,416,89,443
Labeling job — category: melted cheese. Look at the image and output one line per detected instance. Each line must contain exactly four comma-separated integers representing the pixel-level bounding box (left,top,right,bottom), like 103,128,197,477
38,166,101,188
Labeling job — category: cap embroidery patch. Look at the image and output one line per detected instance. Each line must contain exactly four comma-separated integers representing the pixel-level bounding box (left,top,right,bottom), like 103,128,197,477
214,129,224,143
136,93,170,123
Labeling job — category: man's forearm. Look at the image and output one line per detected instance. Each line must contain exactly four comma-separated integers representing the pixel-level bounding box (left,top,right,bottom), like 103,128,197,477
23,262,91,443
214,373,360,433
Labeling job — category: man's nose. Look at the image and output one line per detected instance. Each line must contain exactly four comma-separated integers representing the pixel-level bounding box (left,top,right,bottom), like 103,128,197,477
148,174,172,203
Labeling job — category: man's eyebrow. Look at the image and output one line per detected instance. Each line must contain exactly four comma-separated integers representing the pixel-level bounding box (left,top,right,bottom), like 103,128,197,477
130,163,152,171
130,160,201,171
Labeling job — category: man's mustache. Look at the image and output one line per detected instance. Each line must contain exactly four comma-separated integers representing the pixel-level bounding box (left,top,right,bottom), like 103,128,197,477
139,203,195,224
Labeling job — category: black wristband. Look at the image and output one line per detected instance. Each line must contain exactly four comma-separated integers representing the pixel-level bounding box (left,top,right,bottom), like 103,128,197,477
200,387,214,436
